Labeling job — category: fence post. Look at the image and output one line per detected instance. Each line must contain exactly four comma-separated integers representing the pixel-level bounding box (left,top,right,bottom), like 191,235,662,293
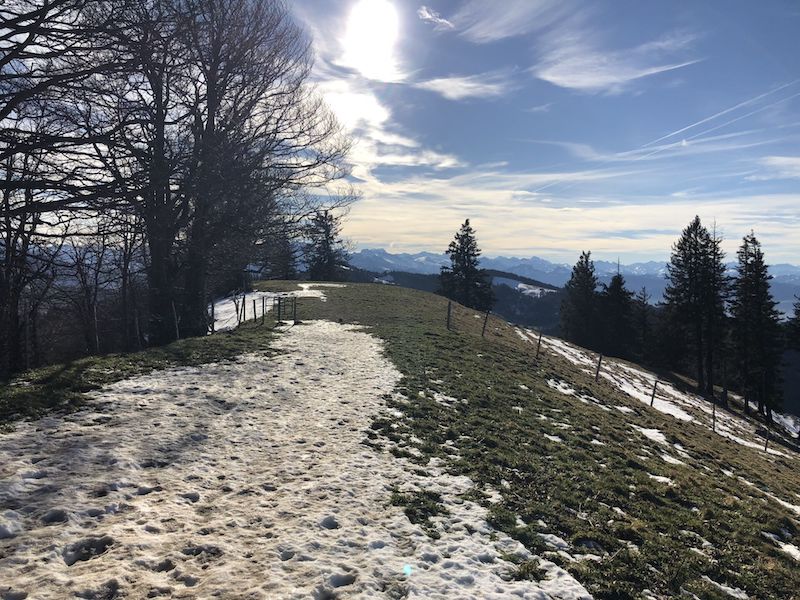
252,299,256,323
650,380,658,407
764,424,771,452
171,301,180,340
446,301,452,330
93,303,100,354
594,354,603,381
293,297,298,323
210,299,215,333
481,311,490,337
712,399,716,432
536,331,543,358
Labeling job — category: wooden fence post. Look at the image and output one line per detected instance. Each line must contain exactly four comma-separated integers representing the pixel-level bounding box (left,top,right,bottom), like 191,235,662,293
536,332,543,358
242,295,246,322
252,299,256,323
712,400,716,432
650,380,658,407
171,301,180,340
764,424,771,452
481,311,490,337
293,297,298,323
594,354,603,381
210,300,215,333
446,301,452,330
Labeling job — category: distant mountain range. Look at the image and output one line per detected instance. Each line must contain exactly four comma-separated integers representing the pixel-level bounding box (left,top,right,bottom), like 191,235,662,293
350,248,800,314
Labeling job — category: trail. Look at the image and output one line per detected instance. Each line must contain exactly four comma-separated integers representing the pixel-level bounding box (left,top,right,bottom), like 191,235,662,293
1,321,590,600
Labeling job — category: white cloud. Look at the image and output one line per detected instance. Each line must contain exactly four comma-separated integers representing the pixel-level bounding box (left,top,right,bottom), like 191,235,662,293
451,0,571,43
532,30,700,94
417,6,454,30
752,156,800,179
526,103,553,113
415,70,516,101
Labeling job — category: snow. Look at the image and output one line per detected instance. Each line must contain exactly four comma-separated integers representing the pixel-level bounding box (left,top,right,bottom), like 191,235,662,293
648,474,673,485
778,543,800,561
544,434,563,443
0,320,591,600
661,454,684,465
701,576,749,599
523,330,797,456
630,425,667,445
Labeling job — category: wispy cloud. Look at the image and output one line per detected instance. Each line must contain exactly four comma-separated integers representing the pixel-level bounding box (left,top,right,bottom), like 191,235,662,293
451,0,573,43
292,4,463,184
532,30,701,94
749,156,800,180
415,70,516,101
526,103,553,113
417,5,453,30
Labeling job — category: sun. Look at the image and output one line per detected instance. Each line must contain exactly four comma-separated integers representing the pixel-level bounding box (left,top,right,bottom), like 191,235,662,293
340,0,402,82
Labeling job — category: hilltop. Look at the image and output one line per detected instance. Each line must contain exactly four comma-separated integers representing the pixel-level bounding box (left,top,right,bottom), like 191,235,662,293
1,283,799,599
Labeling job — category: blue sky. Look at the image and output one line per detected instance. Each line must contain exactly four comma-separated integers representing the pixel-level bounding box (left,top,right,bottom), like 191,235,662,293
293,0,800,263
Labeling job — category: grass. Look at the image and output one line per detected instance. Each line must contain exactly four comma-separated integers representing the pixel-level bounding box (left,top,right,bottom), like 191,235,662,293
3,280,799,598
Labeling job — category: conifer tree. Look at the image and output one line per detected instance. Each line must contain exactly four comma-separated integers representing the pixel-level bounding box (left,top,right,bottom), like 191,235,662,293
790,297,800,351
633,287,651,362
560,251,600,349
701,224,730,395
600,272,635,358
731,232,783,417
664,216,729,394
305,210,349,281
439,220,494,311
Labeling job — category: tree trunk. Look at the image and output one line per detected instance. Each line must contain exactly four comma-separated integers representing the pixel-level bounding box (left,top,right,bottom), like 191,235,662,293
695,320,705,393
147,234,177,346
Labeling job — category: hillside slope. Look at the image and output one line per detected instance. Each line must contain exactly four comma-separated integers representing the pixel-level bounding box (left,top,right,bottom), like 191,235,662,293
1,283,798,599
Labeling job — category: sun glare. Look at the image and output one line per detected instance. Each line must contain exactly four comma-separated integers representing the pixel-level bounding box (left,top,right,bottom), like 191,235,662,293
341,0,402,82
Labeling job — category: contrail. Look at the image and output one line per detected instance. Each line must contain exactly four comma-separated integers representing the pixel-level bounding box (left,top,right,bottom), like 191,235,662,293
634,89,800,161
640,78,800,148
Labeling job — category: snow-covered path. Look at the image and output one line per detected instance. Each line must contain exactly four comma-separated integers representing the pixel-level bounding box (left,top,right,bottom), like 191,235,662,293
1,321,590,599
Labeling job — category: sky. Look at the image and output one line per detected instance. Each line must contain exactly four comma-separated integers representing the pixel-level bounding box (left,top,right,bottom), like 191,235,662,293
292,0,800,263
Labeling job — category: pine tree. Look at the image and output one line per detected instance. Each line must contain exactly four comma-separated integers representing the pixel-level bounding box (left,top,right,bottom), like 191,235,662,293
633,287,651,362
439,219,494,311
789,296,800,351
305,210,349,281
701,224,730,396
664,216,729,394
560,251,600,349
600,272,635,358
731,232,783,418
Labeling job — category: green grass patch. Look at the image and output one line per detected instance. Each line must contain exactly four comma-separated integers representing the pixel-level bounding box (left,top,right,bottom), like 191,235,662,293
390,489,448,538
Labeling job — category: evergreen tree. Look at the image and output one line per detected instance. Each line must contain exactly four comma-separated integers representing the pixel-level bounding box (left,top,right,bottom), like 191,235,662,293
789,296,800,351
439,220,494,311
632,287,651,362
701,224,730,395
664,216,729,394
600,272,635,358
304,210,349,281
731,232,783,418
560,251,600,349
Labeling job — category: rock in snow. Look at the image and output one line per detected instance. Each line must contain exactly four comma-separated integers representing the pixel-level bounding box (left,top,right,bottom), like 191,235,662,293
0,320,591,599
